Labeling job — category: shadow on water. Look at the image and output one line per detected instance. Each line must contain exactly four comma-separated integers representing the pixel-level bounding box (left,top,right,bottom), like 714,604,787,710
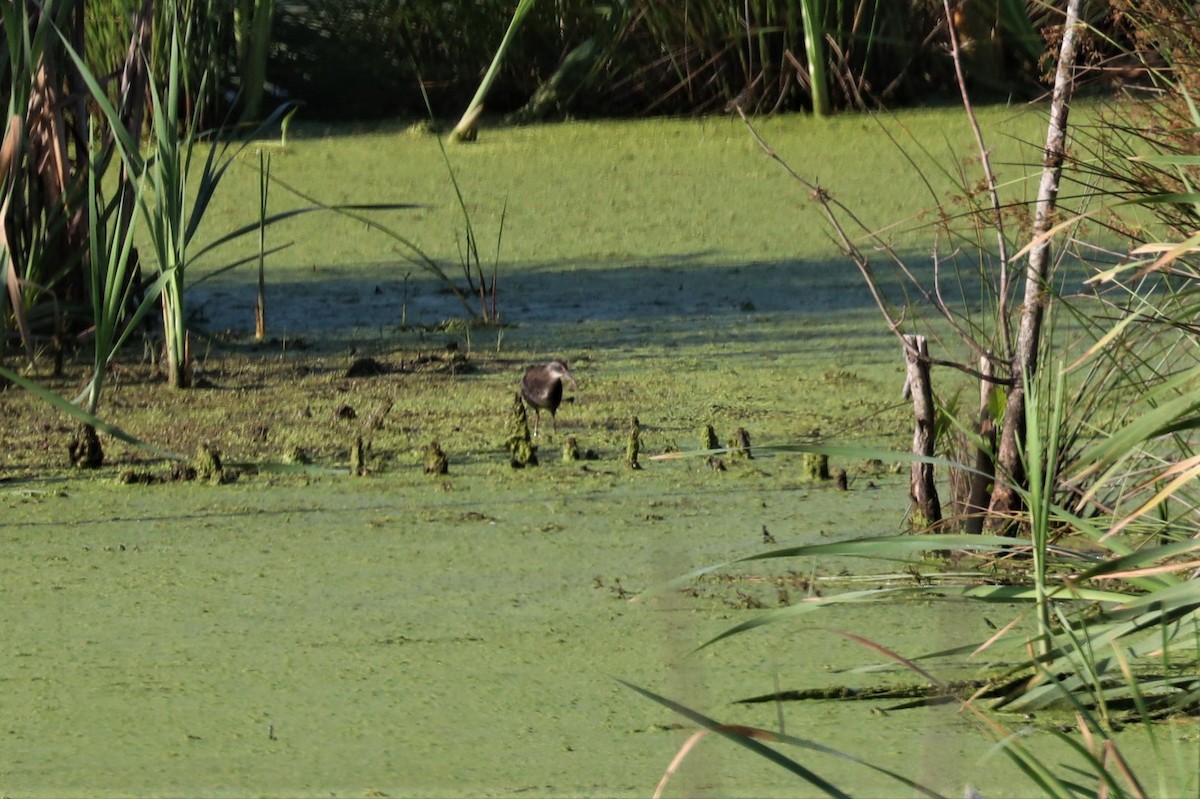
188,249,1025,356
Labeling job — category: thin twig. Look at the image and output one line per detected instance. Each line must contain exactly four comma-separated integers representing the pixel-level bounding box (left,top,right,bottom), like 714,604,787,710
942,0,1013,362
736,108,1013,388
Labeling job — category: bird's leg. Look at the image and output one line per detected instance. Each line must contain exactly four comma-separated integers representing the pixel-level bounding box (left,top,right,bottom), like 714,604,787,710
532,410,541,437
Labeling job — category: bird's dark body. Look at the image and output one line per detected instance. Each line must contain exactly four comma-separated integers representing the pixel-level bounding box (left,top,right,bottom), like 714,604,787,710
521,359,576,436
525,377,563,415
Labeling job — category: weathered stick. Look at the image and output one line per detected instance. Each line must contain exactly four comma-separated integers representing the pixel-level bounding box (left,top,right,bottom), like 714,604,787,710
904,335,941,530
988,0,1085,533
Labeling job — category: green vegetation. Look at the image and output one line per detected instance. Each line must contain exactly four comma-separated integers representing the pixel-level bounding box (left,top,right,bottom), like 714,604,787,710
625,3,1200,796
1,97,1195,795
451,0,541,141
41,0,1142,125
3,2,1200,797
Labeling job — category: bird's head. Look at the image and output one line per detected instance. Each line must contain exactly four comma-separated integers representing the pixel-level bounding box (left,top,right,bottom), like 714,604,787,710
545,359,577,388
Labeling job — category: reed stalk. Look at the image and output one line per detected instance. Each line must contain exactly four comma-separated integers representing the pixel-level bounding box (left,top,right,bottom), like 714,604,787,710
234,0,276,121
255,149,269,340
80,123,145,417
798,0,830,116
1022,359,1068,658
451,0,540,141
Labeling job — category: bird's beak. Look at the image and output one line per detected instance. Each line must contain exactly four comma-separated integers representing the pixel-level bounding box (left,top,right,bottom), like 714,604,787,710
563,371,578,389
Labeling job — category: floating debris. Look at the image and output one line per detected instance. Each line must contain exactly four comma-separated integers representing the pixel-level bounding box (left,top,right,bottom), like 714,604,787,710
119,469,163,485
729,426,752,459
68,424,103,469
170,462,198,482
345,356,388,378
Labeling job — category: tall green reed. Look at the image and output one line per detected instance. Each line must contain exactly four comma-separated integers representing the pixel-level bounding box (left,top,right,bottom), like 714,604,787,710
797,0,829,116
0,124,182,465
66,14,294,388
53,122,181,466
1022,356,1066,658
145,21,197,388
452,0,540,141
79,122,152,416
52,10,198,388
233,0,276,121
254,148,269,339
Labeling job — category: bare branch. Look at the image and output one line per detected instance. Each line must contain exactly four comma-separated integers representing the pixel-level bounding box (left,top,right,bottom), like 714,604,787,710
942,0,1014,362
737,107,1013,388
988,0,1087,531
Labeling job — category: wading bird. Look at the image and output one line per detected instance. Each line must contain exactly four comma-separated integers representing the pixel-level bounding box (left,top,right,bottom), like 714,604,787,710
521,359,577,437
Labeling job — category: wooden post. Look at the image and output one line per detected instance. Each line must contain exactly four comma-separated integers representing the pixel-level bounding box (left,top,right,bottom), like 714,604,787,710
965,356,996,534
903,335,941,529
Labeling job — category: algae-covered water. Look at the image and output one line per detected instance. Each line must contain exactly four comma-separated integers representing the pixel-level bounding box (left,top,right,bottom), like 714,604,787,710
5,468,1036,798
2,106,1175,797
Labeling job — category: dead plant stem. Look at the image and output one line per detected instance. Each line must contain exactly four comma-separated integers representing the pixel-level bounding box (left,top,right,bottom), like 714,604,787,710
736,109,1011,388
942,0,1013,364
988,0,1085,532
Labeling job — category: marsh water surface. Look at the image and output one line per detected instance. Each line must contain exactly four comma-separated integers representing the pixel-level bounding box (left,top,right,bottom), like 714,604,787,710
1,107,1164,797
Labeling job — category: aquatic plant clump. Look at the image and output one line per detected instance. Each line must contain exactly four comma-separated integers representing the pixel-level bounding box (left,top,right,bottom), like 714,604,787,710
192,444,224,484
424,441,449,474
506,392,538,468
803,452,830,481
